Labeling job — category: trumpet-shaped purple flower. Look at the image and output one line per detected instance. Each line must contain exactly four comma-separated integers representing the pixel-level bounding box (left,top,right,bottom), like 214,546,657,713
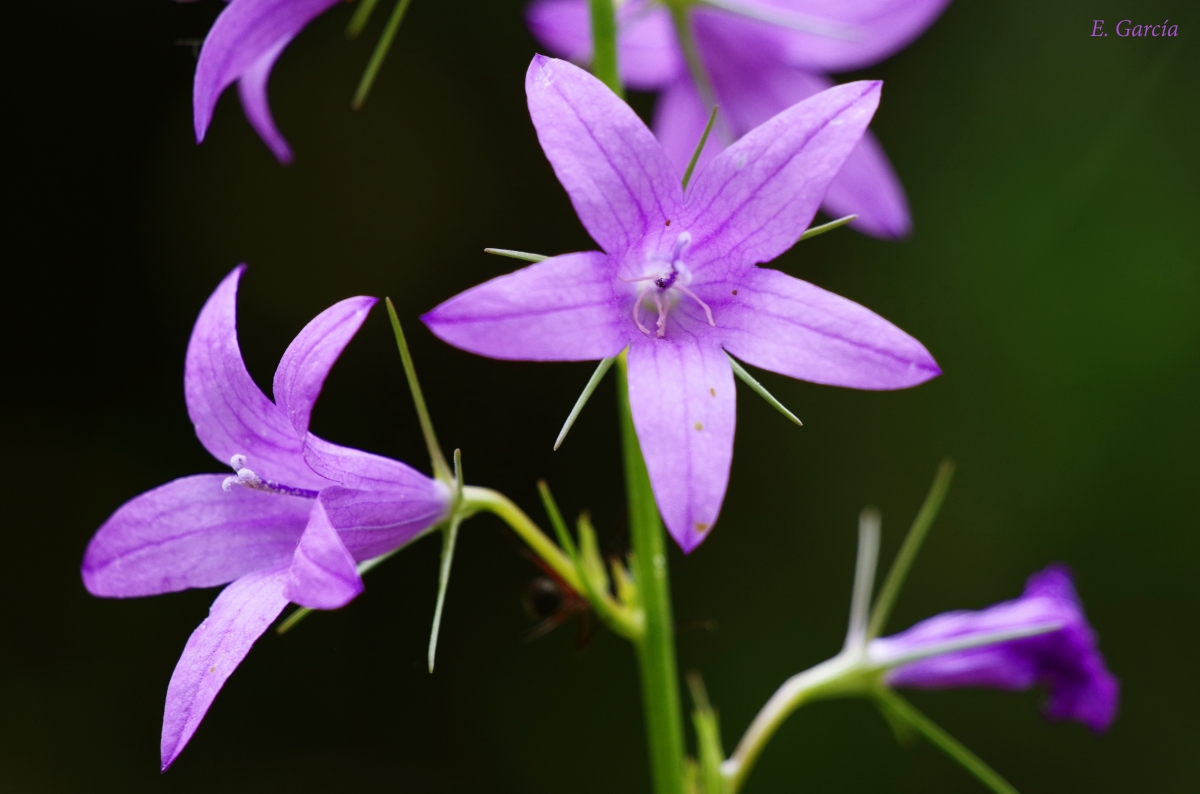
871,565,1119,732
82,266,451,769
527,0,952,238
423,56,938,552
194,0,343,163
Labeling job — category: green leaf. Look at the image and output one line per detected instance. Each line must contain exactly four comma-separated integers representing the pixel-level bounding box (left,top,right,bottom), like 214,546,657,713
346,0,382,39
798,214,858,241
726,354,803,427
483,248,548,263
875,690,1021,794
352,0,413,110
687,672,726,794
537,479,578,560
555,356,616,450
385,298,452,483
682,105,719,192
867,459,955,640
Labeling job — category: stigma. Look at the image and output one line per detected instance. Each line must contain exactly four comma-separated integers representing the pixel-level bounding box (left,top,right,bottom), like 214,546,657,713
221,454,319,499
629,232,716,338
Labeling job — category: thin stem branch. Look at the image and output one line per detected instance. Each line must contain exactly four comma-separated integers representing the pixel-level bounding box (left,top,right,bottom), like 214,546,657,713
844,508,880,653
588,0,623,96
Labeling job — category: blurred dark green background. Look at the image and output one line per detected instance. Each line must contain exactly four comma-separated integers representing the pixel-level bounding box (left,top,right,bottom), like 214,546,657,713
4,0,1196,791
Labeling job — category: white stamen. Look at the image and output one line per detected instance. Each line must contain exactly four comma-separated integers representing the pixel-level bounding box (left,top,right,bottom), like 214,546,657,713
653,293,668,338
675,285,716,327
222,476,237,492
229,454,247,471
633,283,653,335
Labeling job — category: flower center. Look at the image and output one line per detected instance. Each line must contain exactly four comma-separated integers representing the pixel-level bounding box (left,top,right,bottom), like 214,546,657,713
626,231,715,339
221,454,319,499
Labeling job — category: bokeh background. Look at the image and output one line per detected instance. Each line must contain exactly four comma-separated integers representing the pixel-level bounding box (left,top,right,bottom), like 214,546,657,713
4,1,1197,791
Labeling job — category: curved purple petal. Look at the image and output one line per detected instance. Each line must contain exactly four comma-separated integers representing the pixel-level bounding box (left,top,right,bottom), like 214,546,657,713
161,565,291,770
820,129,912,238
194,0,341,147
626,337,736,552
526,55,683,256
273,295,377,436
526,0,684,90
719,267,939,389
185,266,328,490
422,251,626,361
82,474,311,597
876,565,1119,732
236,39,293,164
745,0,954,73
285,499,364,609
305,436,452,561
682,81,880,272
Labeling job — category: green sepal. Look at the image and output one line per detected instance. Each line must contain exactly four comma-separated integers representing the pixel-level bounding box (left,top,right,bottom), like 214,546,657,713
483,248,549,263
555,355,616,450
798,214,858,241
427,449,465,673
726,354,803,427
682,105,719,191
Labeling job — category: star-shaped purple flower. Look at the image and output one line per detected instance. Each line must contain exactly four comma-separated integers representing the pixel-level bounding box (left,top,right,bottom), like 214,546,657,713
82,266,451,769
871,565,1120,732
194,0,343,163
527,0,952,238
423,56,939,552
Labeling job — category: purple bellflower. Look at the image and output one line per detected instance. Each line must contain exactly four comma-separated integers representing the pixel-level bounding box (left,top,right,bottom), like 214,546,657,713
871,565,1120,731
422,56,939,553
526,0,952,238
82,266,452,769
194,0,343,163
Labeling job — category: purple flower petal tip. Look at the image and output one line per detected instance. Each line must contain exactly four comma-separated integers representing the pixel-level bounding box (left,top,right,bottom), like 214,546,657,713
875,564,1120,732
193,0,342,161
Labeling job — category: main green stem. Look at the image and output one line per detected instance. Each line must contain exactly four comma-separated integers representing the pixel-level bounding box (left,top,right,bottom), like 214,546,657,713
616,352,686,794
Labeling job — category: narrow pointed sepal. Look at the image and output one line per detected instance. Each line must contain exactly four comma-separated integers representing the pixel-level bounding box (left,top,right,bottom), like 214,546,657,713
726,354,802,427
555,355,617,450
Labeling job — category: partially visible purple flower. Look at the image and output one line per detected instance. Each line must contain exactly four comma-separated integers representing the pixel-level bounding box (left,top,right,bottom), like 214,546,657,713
194,0,343,163
423,56,939,552
82,266,451,769
870,565,1119,732
526,0,952,238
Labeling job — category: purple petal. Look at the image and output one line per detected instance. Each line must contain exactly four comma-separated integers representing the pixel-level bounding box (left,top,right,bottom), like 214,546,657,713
733,0,954,73
877,565,1120,732
82,474,310,597
682,81,881,271
236,39,293,164
161,565,291,770
194,0,341,148
305,437,452,561
820,128,912,238
719,267,939,389
526,55,683,256
626,337,736,552
526,0,684,90
185,266,327,490
664,19,913,240
652,77,723,179
422,251,626,361
285,499,364,609
273,295,377,436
